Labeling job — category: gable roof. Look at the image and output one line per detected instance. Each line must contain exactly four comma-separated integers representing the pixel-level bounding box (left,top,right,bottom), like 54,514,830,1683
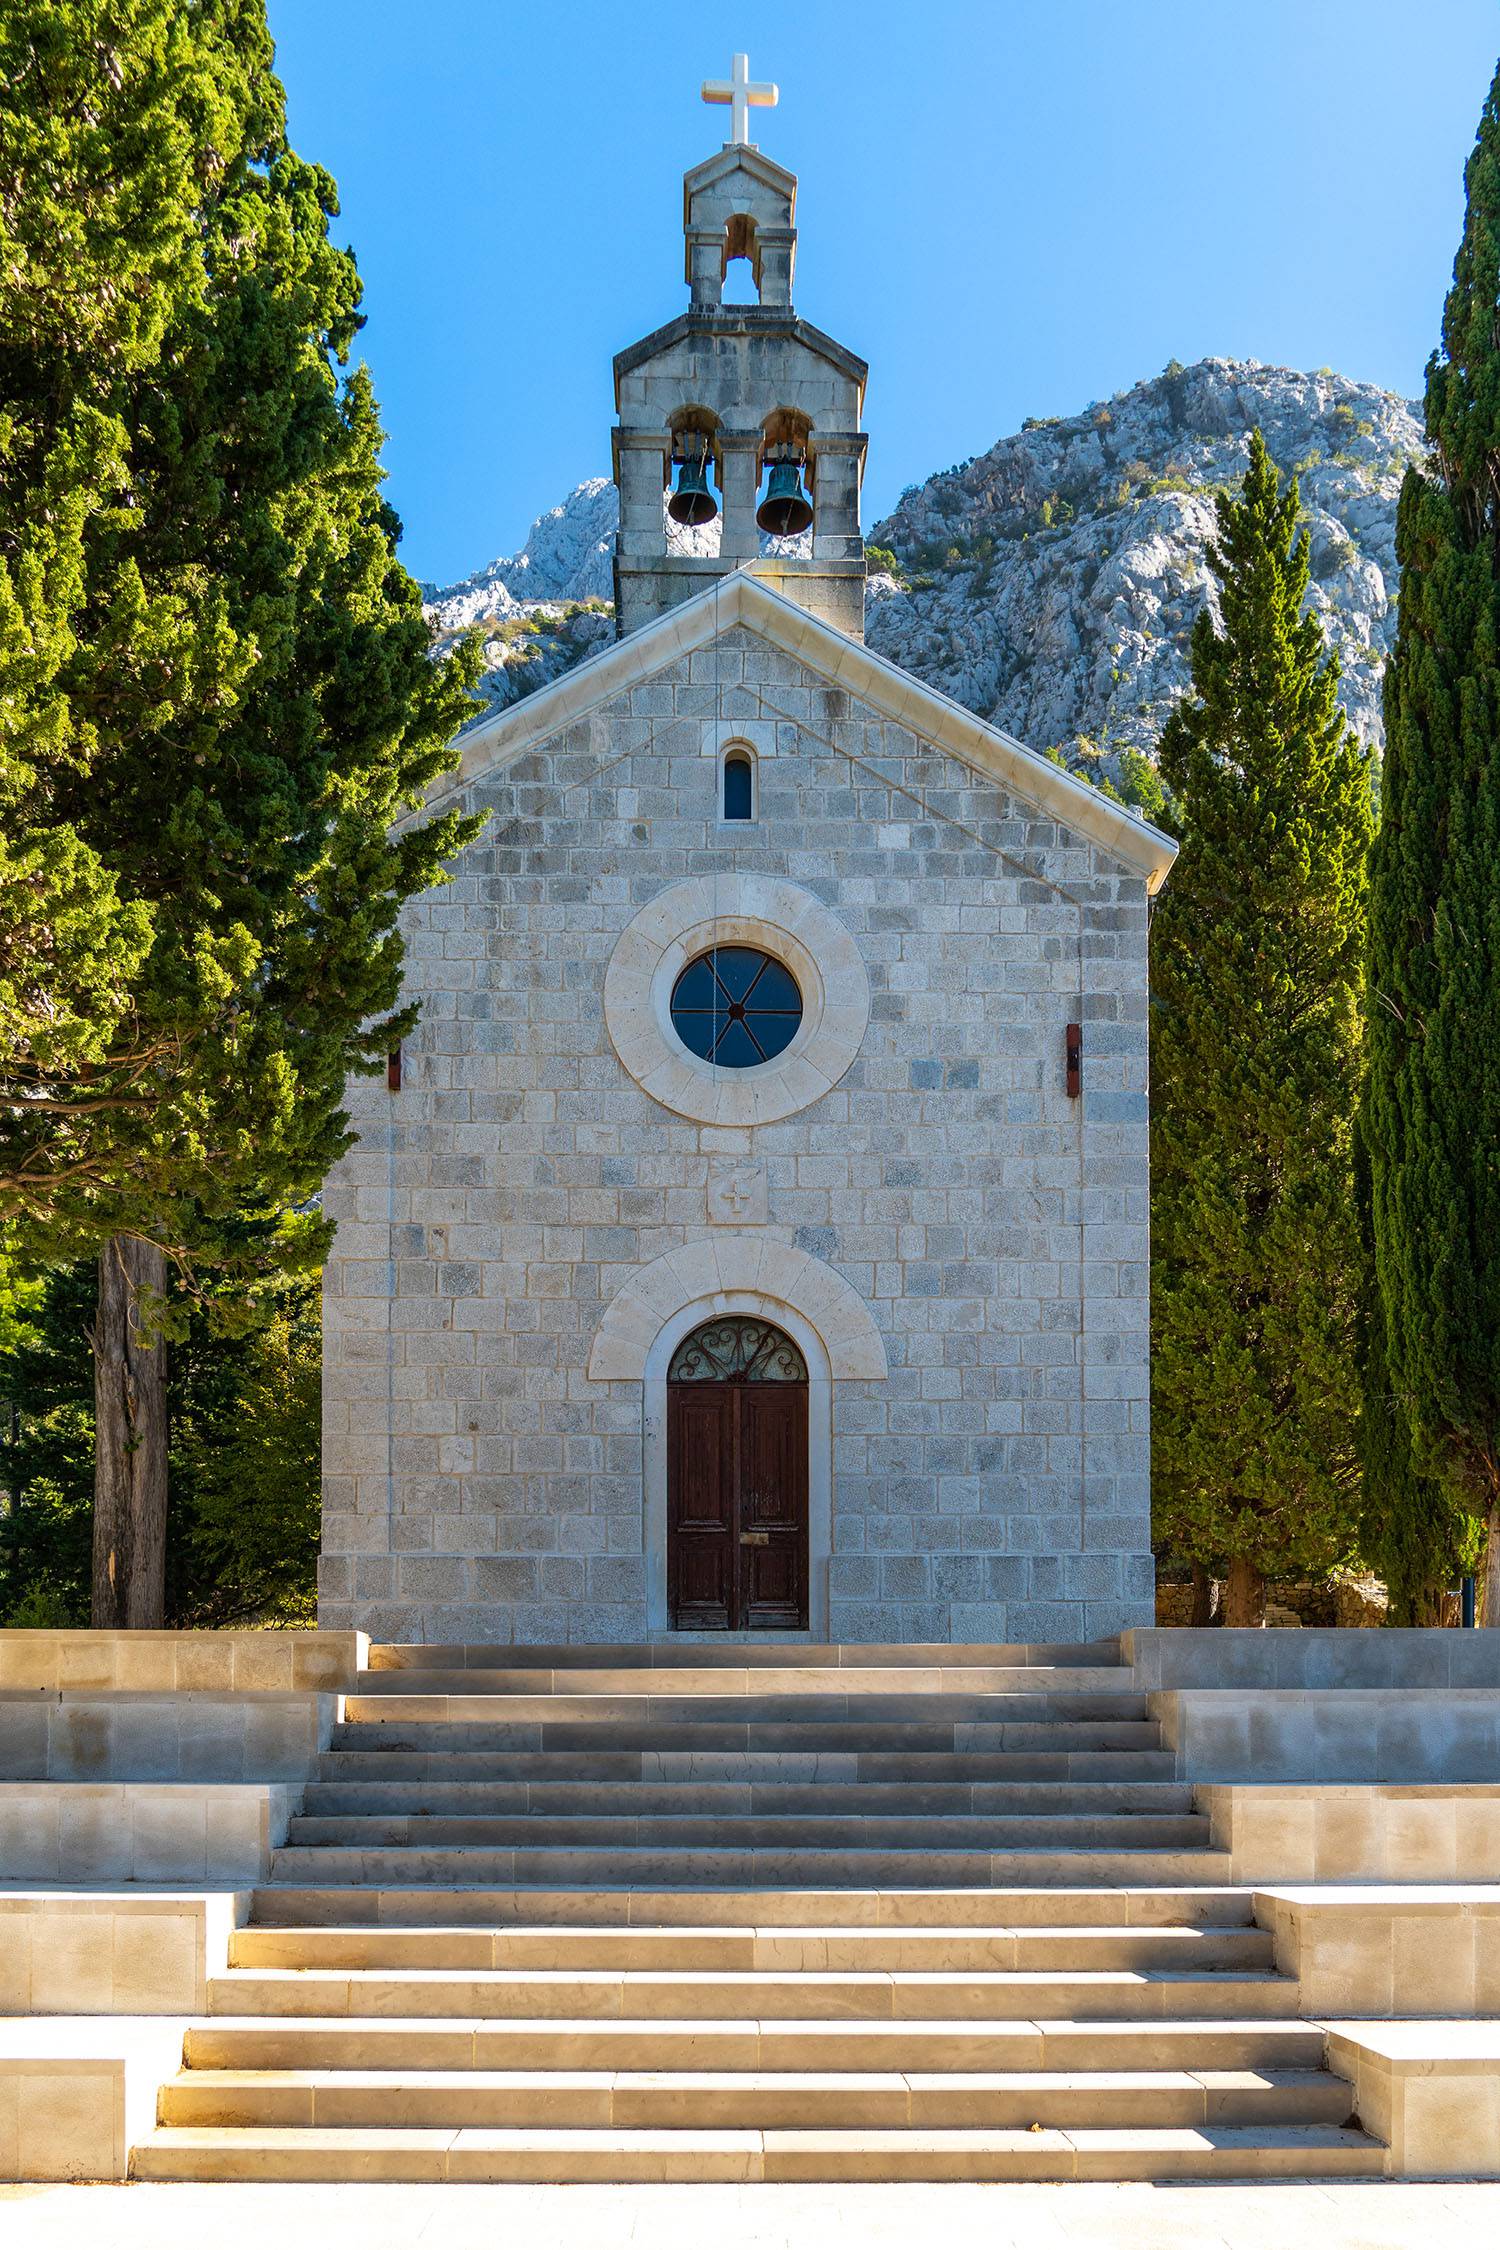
426,568,1178,894
682,144,797,221
613,308,867,398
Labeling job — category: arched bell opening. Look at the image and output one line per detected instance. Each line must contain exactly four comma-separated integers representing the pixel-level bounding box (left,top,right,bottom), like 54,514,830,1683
666,408,723,548
667,1315,810,1631
721,212,762,305
758,408,815,541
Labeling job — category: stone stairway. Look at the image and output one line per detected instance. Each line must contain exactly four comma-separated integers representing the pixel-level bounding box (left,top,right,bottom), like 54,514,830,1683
133,1641,1383,2181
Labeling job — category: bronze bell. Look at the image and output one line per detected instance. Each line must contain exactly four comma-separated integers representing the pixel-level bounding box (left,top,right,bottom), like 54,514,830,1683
668,450,718,527
756,458,813,538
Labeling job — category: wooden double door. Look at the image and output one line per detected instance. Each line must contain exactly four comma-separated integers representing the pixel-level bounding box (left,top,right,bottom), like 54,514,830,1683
666,1317,809,1631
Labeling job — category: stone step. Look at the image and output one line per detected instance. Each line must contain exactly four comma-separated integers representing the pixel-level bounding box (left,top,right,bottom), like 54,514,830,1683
283,1813,1212,1852
206,1966,1296,2021
366,1642,1126,1673
250,1884,1256,1930
184,2015,1331,2075
341,1693,1152,1727
229,1922,1275,1973
351,1669,1140,1701
265,1845,1234,1889
155,2063,1350,2132
130,2120,1384,2182
301,1780,1198,1817
330,1720,1166,1753
317,1746,1181,1782
855,1750,1180,1779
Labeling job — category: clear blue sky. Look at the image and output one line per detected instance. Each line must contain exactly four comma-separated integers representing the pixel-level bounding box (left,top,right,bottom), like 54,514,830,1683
266,0,1499,588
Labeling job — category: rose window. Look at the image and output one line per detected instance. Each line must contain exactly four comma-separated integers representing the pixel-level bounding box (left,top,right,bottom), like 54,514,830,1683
668,946,803,1067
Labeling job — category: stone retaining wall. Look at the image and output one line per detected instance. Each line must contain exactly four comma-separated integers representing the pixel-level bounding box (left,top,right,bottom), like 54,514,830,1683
1124,1626,1500,1691
0,1629,364,1695
0,1689,336,1784
0,1782,299,1884
0,1890,242,2014
1154,1686,1500,1781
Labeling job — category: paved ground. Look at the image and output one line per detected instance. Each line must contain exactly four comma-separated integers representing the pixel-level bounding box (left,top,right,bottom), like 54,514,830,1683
4,2179,1498,2247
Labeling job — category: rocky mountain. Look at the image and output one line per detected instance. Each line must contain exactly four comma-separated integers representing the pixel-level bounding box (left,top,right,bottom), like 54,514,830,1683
424,358,1423,765
422,479,619,720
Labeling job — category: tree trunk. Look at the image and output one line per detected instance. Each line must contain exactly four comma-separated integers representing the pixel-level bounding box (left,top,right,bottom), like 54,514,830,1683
1412,1581,1447,1628
91,1235,169,1629
1221,1554,1267,1628
1482,1501,1500,1629
1190,1563,1219,1627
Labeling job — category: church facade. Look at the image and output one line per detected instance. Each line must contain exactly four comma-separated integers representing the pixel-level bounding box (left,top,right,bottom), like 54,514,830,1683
317,114,1176,1647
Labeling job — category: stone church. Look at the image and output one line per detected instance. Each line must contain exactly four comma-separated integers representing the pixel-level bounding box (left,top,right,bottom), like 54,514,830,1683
318,81,1177,1647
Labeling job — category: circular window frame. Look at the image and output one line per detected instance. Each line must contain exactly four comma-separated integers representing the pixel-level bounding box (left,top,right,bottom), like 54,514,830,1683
669,945,804,1067
603,874,870,1127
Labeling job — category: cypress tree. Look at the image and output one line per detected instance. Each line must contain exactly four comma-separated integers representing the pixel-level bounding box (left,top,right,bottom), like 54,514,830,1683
1151,432,1374,1626
0,3,481,1623
1364,61,1500,1620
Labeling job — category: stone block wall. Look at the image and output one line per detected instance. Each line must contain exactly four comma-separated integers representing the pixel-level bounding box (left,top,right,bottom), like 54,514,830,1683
0,1782,299,1883
0,1629,364,1695
1154,1686,1500,1782
0,1690,335,1784
319,623,1154,1644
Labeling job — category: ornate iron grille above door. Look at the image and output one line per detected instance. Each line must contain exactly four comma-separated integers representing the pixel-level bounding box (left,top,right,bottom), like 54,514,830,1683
668,1317,808,1384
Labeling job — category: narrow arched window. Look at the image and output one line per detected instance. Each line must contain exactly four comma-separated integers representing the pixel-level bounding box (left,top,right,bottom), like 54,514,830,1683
723,750,754,822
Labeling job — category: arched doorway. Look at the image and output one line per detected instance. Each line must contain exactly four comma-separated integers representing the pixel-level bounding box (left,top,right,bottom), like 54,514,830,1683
667,1316,809,1630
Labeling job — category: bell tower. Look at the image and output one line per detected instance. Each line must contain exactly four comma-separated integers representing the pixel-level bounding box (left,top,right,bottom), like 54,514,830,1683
611,56,869,641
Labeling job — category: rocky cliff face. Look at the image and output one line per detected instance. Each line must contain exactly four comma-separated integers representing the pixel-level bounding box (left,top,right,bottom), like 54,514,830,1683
425,358,1423,759
422,478,619,719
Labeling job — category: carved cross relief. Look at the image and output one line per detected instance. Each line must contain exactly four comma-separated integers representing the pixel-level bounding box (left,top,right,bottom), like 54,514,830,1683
707,1159,769,1226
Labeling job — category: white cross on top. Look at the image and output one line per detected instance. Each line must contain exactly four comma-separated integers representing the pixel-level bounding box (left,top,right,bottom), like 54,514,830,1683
701,52,778,146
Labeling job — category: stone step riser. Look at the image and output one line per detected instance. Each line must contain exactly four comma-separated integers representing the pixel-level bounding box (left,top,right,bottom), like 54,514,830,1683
353,1665,1142,1692
365,1643,1124,1672
185,2022,1331,2073
206,1973,1297,2022
330,1725,1167,1755
130,2127,1385,2183
342,1699,1155,1729
283,1817,1213,1851
156,2068,1352,2132
301,1783,1198,1816
249,1887,1257,1931
266,1848,1234,1889
317,1749,1182,1782
229,1927,1276,1974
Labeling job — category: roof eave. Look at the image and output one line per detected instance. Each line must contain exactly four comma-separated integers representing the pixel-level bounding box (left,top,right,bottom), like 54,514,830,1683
418,568,1178,894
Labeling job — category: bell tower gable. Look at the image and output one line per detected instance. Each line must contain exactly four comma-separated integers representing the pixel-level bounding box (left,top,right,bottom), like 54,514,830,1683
682,146,798,309
611,57,867,644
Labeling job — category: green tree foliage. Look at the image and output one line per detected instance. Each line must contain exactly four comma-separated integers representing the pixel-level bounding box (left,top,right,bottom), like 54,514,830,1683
0,1258,320,1626
1363,62,1500,1619
1,3,483,1623
1150,432,1375,1624
0,0,481,1263
1043,741,1172,820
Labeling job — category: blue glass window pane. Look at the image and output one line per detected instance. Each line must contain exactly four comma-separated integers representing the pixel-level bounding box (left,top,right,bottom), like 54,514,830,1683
712,947,765,1001
745,1009,798,1061
672,1009,718,1060
671,956,718,1014
712,1019,762,1068
723,755,753,821
749,959,800,1013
